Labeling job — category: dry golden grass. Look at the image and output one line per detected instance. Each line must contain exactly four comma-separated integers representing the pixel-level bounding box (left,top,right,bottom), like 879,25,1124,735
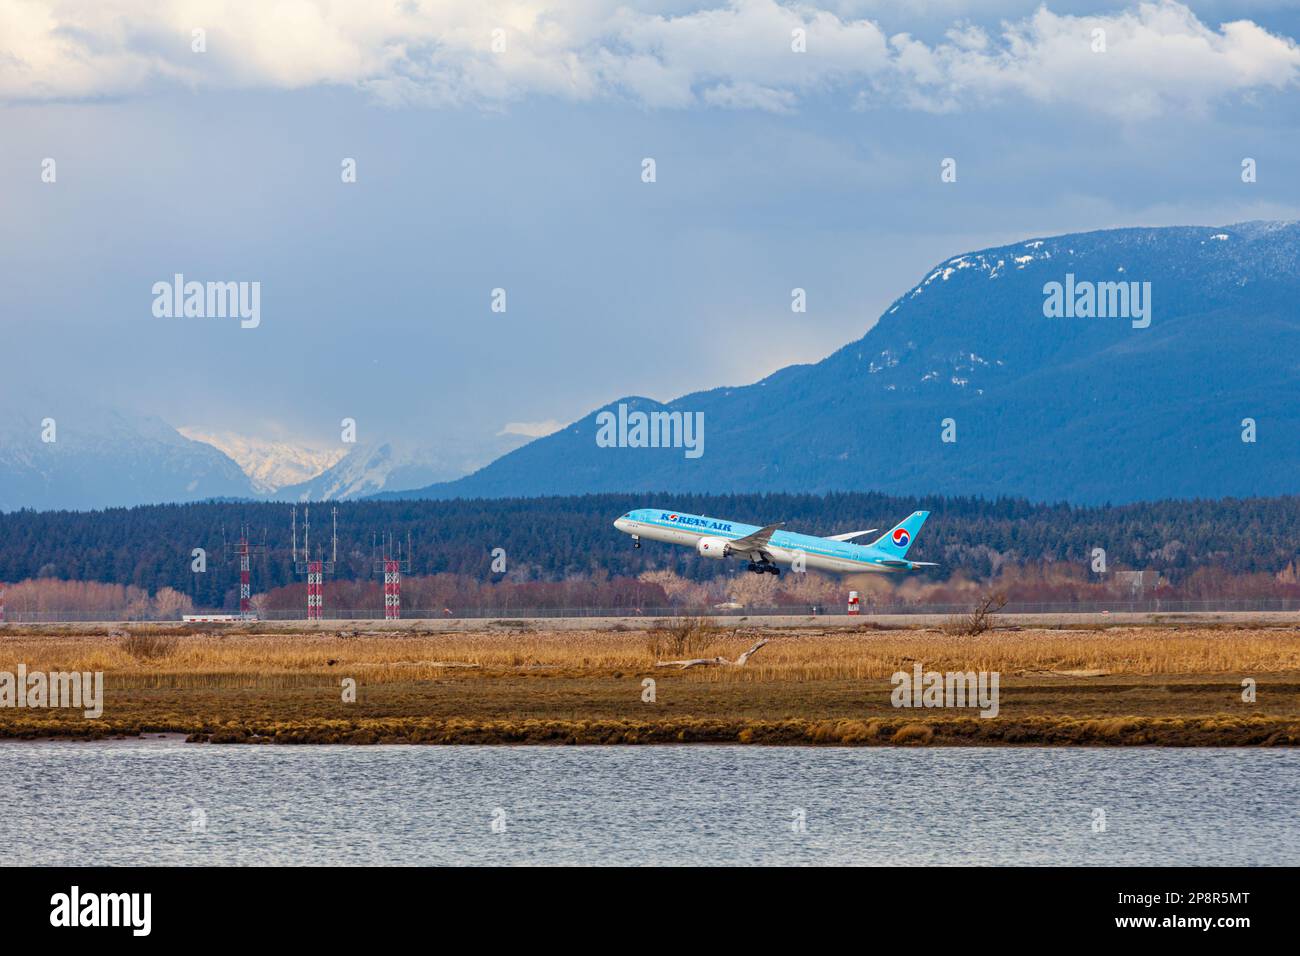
119,632,179,661
891,723,936,745
2,623,1298,747
3,712,1294,747
2,624,1299,684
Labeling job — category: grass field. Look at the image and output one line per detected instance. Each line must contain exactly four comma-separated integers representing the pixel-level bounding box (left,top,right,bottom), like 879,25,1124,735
1,620,1297,745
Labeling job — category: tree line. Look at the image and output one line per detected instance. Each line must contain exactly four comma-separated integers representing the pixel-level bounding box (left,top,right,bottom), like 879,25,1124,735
1,491,1298,610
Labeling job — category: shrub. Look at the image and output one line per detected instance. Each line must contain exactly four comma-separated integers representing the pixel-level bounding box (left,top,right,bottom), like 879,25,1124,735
941,591,1008,637
120,632,179,661
646,616,719,659
892,723,935,745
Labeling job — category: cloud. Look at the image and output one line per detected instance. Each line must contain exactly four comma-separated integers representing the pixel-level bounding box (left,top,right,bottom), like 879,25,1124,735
498,420,564,438
875,2,1300,118
2,1,1296,119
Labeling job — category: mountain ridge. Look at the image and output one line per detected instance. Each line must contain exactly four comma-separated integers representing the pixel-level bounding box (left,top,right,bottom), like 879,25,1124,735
378,221,1300,505
0,385,258,511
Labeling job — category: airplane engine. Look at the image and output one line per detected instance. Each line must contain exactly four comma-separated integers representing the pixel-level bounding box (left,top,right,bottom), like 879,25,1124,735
696,536,731,559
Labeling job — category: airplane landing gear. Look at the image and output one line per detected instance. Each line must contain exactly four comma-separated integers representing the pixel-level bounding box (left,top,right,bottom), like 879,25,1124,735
632,535,640,549
746,562,780,576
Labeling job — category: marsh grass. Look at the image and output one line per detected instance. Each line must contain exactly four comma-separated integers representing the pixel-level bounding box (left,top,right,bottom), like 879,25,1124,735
2,711,1294,747
1,625,1298,746
0,625,1297,686
119,632,179,662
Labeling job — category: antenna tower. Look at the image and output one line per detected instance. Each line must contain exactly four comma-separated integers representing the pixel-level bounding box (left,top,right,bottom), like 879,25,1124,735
372,530,413,620
293,505,338,621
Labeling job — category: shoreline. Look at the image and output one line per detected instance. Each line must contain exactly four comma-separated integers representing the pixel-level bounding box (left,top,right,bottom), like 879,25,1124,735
1,715,1297,747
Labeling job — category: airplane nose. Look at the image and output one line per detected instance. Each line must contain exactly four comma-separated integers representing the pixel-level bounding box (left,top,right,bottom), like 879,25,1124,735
614,518,628,532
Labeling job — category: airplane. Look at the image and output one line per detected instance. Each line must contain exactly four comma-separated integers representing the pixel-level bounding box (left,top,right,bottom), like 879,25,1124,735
613,508,936,576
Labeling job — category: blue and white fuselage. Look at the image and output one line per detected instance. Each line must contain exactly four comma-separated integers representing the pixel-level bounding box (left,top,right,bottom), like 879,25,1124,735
613,508,935,576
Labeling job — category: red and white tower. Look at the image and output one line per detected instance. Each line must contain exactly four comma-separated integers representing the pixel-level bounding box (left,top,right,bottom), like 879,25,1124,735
238,538,252,617
307,561,324,620
383,560,401,620
0,582,6,626
224,527,267,620
373,531,412,621
294,505,337,622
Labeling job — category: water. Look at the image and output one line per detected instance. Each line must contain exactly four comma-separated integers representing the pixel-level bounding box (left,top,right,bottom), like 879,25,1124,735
1,740,1295,866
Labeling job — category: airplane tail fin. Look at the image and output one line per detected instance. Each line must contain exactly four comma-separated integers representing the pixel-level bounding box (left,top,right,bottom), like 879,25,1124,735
871,511,929,559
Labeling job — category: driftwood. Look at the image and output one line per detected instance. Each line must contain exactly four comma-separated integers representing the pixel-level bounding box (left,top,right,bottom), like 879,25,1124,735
655,637,770,669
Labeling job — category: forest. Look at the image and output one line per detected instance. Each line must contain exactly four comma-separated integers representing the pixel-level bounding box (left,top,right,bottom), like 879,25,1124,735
2,491,1299,614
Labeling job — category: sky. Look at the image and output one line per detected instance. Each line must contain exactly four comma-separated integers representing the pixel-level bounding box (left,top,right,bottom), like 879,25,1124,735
2,0,1299,466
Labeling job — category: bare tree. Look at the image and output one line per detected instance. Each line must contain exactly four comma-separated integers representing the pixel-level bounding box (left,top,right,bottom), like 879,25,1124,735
152,587,193,620
941,591,1008,637
248,593,270,619
646,616,719,659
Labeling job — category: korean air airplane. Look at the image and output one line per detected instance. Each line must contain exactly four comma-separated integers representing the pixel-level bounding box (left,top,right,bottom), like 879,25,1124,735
613,508,936,576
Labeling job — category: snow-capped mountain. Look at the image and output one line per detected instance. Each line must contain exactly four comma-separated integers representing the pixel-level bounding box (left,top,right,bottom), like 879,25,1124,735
12,221,1297,511
270,436,530,501
0,380,532,509
0,387,256,511
177,428,346,493
390,221,1300,505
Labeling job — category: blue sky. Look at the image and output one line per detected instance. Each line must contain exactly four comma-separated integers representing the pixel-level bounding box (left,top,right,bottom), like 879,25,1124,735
2,0,1298,469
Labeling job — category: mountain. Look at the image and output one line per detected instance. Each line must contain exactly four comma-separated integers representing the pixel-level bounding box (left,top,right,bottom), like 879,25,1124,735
270,442,437,501
0,384,533,508
0,388,257,511
386,221,1300,505
176,428,346,493
271,436,530,501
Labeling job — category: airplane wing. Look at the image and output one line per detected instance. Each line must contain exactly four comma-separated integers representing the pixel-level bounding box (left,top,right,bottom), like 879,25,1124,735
828,529,877,542
728,522,784,554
